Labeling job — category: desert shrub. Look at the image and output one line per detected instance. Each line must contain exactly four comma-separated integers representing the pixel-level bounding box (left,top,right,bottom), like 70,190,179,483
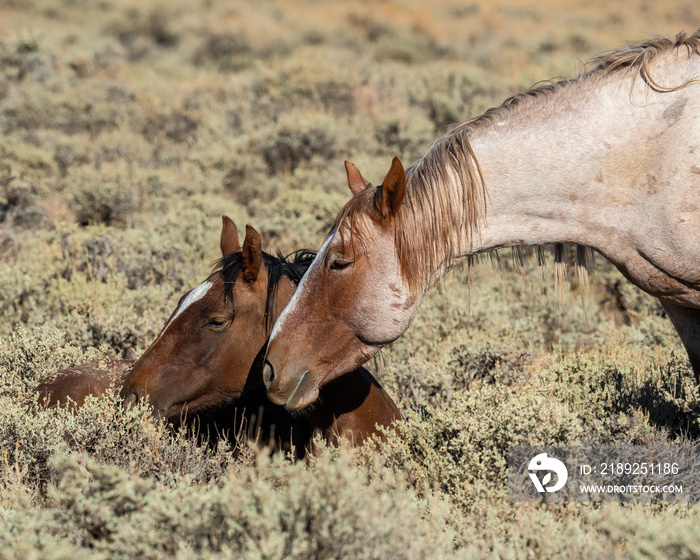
447,342,530,387
374,33,445,64
194,31,253,72
64,190,222,271
250,188,348,250
49,289,153,359
346,12,395,44
0,232,69,334
269,52,358,115
0,238,174,353
442,500,700,558
0,329,237,492
3,141,57,180
142,109,199,145
221,153,274,207
582,505,700,559
378,381,585,513
0,391,236,495
0,447,458,560
0,33,52,82
396,65,505,128
0,327,105,401
373,111,436,160
69,178,135,228
92,129,149,168
0,1,698,557
106,8,180,61
256,112,342,175
3,86,123,137
379,345,699,512
53,139,91,178
548,350,700,441
428,91,463,127
0,197,234,344
0,171,47,229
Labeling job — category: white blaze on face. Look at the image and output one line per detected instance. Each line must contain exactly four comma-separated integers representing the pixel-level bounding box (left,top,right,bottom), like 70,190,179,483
269,231,335,342
155,280,213,342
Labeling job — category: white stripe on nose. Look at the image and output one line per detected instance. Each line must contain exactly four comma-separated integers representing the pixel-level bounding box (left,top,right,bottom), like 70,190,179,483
269,231,335,342
155,280,213,342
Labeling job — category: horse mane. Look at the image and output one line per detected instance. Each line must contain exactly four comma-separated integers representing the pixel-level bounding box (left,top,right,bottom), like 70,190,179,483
334,29,700,298
459,29,700,139
214,249,316,332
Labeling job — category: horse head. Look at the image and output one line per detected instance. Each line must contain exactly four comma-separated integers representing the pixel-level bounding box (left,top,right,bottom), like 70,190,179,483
264,157,420,410
121,216,297,423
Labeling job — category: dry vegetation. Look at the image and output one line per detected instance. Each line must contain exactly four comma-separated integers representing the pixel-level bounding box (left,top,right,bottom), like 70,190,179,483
1,0,700,557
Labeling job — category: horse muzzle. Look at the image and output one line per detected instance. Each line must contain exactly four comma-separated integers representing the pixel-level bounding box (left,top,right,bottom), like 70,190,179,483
120,381,172,418
264,361,320,410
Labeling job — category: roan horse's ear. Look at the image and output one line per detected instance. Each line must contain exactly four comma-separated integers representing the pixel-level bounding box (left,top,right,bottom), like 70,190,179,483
345,161,371,196
375,156,406,219
241,225,262,283
220,215,241,257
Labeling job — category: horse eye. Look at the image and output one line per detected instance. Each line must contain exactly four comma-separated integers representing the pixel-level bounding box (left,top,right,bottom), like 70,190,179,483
330,259,352,271
205,318,228,328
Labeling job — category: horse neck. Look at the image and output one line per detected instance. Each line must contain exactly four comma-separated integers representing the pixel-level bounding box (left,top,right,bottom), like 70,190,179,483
405,55,700,290
470,79,636,250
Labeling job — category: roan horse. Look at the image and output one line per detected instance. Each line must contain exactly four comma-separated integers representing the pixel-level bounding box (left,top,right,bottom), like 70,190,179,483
117,217,400,455
264,30,700,410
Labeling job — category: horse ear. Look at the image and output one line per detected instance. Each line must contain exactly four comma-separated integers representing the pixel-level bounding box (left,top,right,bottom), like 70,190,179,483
345,161,371,196
375,156,406,218
241,225,262,283
220,215,241,256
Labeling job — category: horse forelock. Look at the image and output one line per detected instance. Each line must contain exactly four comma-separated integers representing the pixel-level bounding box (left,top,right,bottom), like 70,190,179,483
214,249,316,333
326,158,486,299
330,189,377,253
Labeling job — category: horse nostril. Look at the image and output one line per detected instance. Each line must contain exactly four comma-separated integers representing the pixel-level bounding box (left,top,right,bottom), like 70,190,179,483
263,360,275,389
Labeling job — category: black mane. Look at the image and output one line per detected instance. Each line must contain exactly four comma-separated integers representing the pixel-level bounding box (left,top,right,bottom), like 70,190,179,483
213,249,316,332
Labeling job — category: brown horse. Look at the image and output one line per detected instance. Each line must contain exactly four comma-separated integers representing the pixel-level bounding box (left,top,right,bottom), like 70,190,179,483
118,217,400,456
264,30,700,410
36,358,132,409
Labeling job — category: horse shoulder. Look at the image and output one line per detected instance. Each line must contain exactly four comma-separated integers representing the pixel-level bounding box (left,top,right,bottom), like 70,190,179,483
317,367,401,446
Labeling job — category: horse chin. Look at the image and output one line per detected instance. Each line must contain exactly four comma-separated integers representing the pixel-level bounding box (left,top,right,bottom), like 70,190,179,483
265,368,320,410
163,391,241,424
283,385,320,411
163,402,195,425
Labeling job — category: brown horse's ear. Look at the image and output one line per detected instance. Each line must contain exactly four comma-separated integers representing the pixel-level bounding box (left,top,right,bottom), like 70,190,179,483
375,156,406,218
345,161,371,196
220,215,241,256
241,225,262,283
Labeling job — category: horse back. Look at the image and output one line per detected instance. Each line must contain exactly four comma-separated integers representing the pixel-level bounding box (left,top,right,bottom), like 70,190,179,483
36,358,133,409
